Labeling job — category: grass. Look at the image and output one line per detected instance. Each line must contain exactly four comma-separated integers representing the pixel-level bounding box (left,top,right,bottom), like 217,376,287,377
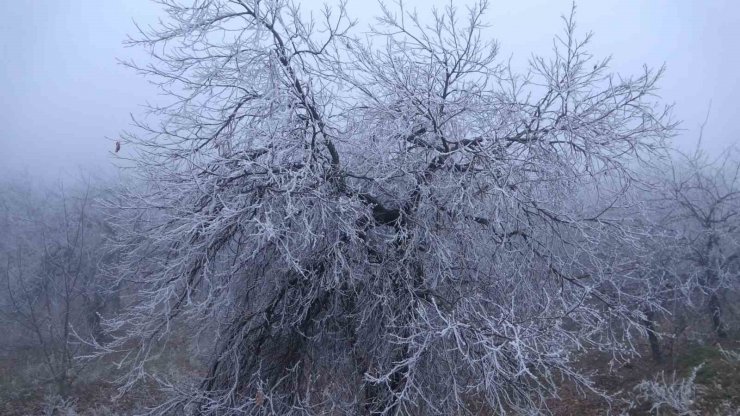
674,341,740,412
2,334,739,415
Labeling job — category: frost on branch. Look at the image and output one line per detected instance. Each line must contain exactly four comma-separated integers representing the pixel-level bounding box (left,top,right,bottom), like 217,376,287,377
103,0,674,414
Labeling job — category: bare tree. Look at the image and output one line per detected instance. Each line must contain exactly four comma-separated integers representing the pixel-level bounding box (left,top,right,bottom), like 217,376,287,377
0,181,109,396
655,145,740,339
103,1,674,414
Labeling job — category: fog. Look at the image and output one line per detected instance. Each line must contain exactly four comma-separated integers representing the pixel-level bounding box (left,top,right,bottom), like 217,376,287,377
2,2,740,414
1,0,738,179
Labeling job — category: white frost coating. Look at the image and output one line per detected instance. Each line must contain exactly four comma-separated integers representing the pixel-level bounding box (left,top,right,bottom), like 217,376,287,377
634,365,703,416
99,0,675,414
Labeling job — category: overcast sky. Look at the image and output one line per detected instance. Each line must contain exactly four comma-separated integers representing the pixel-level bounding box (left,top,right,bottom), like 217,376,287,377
1,0,738,180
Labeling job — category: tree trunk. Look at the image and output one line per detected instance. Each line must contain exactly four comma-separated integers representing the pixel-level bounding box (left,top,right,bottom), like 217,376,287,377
643,309,662,363
708,292,727,339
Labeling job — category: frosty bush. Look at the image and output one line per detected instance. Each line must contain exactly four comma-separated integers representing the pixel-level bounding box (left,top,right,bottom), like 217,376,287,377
634,365,703,416
42,394,79,416
720,347,740,364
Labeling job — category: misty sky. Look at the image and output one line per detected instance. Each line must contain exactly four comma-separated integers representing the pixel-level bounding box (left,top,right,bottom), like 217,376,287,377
1,0,738,180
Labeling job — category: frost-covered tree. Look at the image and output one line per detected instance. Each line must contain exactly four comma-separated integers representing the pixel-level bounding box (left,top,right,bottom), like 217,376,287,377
103,1,674,413
655,145,740,339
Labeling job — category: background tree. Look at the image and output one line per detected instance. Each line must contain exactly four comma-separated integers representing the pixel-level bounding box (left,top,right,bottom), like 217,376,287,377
102,1,674,414
0,180,111,396
655,145,740,339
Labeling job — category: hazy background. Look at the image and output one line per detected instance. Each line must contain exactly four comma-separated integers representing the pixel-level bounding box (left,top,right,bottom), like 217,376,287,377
1,0,738,180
